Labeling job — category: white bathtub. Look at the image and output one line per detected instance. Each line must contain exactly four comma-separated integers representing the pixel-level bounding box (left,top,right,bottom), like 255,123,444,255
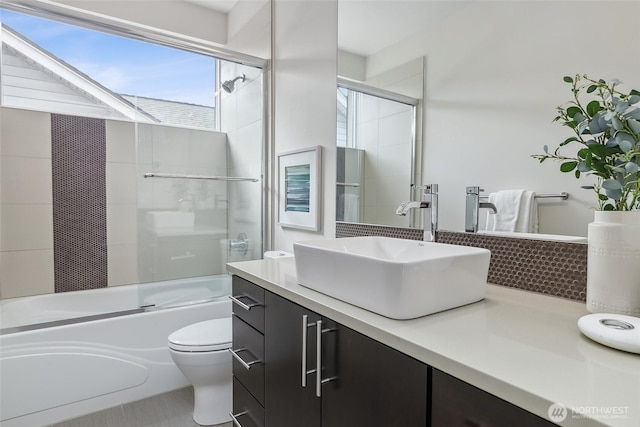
0,275,232,427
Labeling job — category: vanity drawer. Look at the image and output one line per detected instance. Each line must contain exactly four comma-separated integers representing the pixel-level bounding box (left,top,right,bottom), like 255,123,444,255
232,314,265,405
432,369,555,427
232,275,265,333
232,377,264,427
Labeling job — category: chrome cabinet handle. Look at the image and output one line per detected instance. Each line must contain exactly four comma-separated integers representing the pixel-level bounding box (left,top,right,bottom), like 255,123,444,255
301,315,318,387
302,315,336,397
302,314,308,387
229,410,248,427
316,319,322,397
229,294,262,311
229,348,261,370
316,324,338,398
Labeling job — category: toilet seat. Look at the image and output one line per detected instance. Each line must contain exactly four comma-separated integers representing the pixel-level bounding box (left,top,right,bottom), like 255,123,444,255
168,318,232,352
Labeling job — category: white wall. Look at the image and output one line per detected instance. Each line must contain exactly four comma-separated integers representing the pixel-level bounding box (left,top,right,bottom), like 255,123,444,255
272,0,338,252
366,1,640,237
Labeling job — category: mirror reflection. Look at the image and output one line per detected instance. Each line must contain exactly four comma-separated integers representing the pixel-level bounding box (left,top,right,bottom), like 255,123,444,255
336,81,419,227
337,0,640,239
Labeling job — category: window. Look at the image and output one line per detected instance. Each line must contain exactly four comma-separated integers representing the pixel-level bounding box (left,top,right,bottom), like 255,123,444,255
1,8,217,129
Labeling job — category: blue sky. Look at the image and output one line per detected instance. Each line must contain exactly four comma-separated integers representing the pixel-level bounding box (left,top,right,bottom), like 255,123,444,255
1,9,216,106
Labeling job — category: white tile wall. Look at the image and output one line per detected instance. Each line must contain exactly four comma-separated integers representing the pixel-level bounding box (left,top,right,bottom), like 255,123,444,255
107,243,139,287
106,120,136,163
106,162,137,205
0,107,51,158
0,156,53,204
105,118,139,287
1,108,55,298
106,204,137,246
188,131,228,175
236,74,263,129
0,204,53,251
0,249,55,298
225,62,264,261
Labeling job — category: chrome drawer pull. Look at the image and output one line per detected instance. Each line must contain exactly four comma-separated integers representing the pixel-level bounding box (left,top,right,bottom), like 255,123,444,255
229,348,261,370
229,294,262,311
316,325,338,398
229,410,248,427
316,320,322,397
302,315,318,387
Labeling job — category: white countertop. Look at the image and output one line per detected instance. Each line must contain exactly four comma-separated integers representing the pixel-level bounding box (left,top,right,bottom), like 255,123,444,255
227,258,640,427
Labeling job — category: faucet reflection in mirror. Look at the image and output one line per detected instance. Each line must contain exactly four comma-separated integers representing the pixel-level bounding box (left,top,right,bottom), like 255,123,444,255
396,184,438,242
465,186,497,233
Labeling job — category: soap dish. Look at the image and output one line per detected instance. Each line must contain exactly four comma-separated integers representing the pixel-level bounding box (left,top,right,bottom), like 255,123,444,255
578,313,640,354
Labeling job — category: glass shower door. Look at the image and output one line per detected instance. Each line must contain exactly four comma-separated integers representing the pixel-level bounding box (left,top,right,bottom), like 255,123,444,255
134,61,264,310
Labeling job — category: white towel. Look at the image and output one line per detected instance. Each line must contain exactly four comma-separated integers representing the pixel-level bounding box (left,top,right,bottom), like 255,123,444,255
486,190,538,233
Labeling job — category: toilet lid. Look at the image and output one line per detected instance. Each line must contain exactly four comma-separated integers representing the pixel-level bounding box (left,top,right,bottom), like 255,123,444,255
168,318,232,352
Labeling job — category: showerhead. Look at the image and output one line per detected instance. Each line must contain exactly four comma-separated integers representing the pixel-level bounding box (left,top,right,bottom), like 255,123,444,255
222,74,246,93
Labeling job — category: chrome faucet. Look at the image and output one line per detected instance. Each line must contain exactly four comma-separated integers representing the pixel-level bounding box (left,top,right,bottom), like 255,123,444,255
396,184,438,242
465,186,497,232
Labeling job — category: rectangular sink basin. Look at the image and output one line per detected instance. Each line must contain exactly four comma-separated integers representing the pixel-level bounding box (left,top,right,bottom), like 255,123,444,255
293,236,491,319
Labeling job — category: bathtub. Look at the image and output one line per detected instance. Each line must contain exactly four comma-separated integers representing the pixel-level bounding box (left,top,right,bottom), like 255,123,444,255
0,275,232,427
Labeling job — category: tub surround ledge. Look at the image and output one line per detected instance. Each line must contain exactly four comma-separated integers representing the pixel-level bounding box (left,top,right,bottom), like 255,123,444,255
227,258,640,427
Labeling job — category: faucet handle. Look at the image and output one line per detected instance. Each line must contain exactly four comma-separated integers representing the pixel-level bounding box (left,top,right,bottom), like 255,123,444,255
466,186,484,195
413,184,438,193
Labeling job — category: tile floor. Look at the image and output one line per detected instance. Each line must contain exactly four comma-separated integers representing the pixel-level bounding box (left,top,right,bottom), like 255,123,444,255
49,387,232,427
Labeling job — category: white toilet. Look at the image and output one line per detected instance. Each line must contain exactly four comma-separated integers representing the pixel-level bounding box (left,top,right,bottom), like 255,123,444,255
168,318,232,426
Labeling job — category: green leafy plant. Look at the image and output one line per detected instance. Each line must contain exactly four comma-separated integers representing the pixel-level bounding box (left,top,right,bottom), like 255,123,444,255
533,75,640,210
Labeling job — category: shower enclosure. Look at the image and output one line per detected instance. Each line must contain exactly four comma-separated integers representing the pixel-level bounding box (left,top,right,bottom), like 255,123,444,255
134,61,265,307
0,6,266,315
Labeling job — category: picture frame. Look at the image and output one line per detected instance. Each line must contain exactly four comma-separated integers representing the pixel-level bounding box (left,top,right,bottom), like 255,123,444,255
277,146,322,231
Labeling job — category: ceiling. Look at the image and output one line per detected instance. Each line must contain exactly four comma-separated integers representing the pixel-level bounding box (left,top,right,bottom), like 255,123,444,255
183,0,472,58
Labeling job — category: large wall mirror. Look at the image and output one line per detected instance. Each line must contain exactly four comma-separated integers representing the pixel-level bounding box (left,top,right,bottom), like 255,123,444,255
337,1,640,240
336,77,421,227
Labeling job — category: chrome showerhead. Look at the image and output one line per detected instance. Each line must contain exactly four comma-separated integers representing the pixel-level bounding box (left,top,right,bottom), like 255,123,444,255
222,74,246,93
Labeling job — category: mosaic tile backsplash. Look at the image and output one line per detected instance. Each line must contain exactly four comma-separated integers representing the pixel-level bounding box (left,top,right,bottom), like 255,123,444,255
52,114,107,293
335,222,587,302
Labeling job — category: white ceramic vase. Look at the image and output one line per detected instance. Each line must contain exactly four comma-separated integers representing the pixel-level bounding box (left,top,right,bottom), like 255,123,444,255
587,211,640,316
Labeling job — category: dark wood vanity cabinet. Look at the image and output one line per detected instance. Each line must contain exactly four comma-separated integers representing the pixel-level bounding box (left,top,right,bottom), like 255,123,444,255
431,369,556,427
264,291,429,427
231,274,554,427
230,276,266,427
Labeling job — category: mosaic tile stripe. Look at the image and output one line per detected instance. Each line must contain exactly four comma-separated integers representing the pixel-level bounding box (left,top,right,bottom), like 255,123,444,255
336,222,587,302
52,114,107,293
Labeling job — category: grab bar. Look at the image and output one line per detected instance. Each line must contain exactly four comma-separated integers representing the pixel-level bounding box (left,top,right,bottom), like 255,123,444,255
144,172,259,182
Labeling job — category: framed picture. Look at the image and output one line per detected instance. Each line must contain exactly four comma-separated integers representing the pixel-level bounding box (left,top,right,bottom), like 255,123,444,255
277,146,322,231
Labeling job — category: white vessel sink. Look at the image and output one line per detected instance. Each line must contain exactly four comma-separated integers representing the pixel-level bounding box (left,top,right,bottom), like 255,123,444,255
293,236,491,319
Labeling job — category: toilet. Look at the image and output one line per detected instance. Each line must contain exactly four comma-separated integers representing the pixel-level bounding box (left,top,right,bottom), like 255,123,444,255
168,318,232,426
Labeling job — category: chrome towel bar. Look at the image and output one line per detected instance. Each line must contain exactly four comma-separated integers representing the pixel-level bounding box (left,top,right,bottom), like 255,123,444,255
143,172,259,182
481,192,569,200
